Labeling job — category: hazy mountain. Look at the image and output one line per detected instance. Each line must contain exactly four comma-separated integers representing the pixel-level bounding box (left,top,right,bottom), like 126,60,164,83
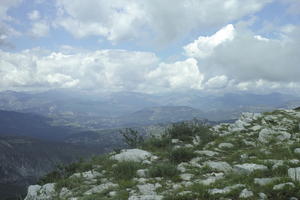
0,135,105,200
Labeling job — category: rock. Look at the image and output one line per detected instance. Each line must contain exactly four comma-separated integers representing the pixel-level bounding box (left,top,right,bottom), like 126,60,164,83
218,143,234,149
24,183,55,200
137,169,147,177
59,187,72,198
209,184,245,195
254,178,278,186
239,189,254,198
234,163,268,174
24,185,41,200
180,173,193,181
71,170,101,181
251,125,262,131
294,148,300,154
171,139,180,144
128,195,163,200
195,150,219,157
197,172,224,185
258,128,291,143
204,161,232,173
136,183,162,196
288,167,300,181
259,192,268,200
111,149,152,162
84,183,118,195
273,182,295,190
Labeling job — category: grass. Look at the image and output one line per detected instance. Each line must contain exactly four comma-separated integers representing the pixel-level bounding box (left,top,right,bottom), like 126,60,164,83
112,161,142,180
148,162,179,178
169,147,197,164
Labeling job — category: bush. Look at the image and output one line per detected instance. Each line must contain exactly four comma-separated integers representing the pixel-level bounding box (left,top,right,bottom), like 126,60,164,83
142,135,171,150
169,147,196,164
120,128,144,148
148,162,179,178
112,161,142,180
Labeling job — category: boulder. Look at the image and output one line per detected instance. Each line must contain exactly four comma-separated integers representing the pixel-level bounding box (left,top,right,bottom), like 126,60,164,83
111,149,152,162
204,161,232,173
288,167,300,181
234,163,268,174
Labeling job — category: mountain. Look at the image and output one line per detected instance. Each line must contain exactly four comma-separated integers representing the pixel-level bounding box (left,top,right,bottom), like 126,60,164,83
0,135,105,200
0,110,75,141
24,108,300,200
1,90,299,126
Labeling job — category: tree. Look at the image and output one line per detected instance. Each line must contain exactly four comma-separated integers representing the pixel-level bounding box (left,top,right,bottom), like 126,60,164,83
120,128,144,148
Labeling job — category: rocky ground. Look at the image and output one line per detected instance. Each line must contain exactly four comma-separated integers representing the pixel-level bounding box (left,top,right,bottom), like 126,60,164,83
24,108,300,200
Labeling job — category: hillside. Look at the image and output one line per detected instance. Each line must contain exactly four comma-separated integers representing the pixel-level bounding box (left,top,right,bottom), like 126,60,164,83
24,108,300,199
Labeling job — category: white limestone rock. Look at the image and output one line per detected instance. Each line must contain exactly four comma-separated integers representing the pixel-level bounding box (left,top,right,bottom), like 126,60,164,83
239,189,254,198
111,149,152,162
273,182,295,190
197,172,224,185
180,173,193,181
25,183,55,200
128,195,163,200
195,150,219,157
209,184,245,195
218,143,234,149
254,178,278,186
288,167,300,181
84,183,118,195
294,148,300,154
234,163,268,174
204,161,232,173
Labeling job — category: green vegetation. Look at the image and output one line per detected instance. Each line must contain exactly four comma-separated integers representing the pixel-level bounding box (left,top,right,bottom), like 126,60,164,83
120,128,144,148
169,147,197,163
112,161,142,180
148,162,179,178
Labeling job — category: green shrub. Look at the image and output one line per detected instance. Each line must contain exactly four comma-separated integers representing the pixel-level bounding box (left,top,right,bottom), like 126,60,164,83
169,147,196,164
148,162,179,178
142,135,171,150
120,128,144,148
112,161,142,180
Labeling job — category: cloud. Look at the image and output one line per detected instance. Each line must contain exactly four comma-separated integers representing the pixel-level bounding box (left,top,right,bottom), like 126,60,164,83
0,48,159,91
55,0,272,44
29,21,49,37
185,24,300,84
184,24,235,59
144,58,204,92
28,10,41,21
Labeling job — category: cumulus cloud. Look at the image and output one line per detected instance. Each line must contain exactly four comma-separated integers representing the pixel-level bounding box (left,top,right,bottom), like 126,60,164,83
0,48,160,91
186,24,300,81
54,0,272,44
144,58,204,92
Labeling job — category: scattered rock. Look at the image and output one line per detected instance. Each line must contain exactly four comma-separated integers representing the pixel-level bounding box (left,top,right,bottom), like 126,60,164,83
111,149,152,162
273,182,295,190
204,161,232,173
218,143,234,149
288,167,300,181
234,163,268,174
239,188,254,198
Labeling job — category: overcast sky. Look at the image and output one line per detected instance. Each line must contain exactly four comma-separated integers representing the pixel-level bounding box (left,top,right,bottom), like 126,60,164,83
0,0,300,94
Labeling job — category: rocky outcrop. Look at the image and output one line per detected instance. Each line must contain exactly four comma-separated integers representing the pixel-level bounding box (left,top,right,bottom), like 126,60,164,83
24,109,300,199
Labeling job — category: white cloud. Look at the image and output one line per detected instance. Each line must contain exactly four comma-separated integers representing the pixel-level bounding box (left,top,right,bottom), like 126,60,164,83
28,10,40,21
184,23,300,93
145,58,204,92
184,24,235,58
0,48,160,91
29,21,49,37
54,0,272,44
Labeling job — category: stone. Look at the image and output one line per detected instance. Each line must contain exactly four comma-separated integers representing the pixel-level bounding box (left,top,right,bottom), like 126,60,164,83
197,172,224,185
112,149,152,162
204,161,232,173
294,148,300,154
239,189,254,198
195,150,219,157
84,183,118,195
254,178,278,186
209,184,245,195
24,185,41,200
273,182,295,190
288,167,300,181
180,173,193,181
259,192,268,200
218,143,234,149
137,169,147,177
128,195,163,200
233,163,268,174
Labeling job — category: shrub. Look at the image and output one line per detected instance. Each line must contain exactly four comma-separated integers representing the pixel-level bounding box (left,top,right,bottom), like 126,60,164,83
120,128,144,148
169,147,196,164
142,135,171,150
148,162,179,178
112,161,142,180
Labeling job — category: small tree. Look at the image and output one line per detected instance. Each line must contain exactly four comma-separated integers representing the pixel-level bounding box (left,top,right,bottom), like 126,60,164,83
120,128,144,148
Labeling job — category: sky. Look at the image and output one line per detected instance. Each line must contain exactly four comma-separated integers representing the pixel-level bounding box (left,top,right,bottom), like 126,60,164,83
0,0,300,95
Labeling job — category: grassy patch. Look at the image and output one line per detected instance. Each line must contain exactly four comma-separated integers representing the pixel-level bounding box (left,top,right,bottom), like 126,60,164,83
169,147,197,164
148,162,179,178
